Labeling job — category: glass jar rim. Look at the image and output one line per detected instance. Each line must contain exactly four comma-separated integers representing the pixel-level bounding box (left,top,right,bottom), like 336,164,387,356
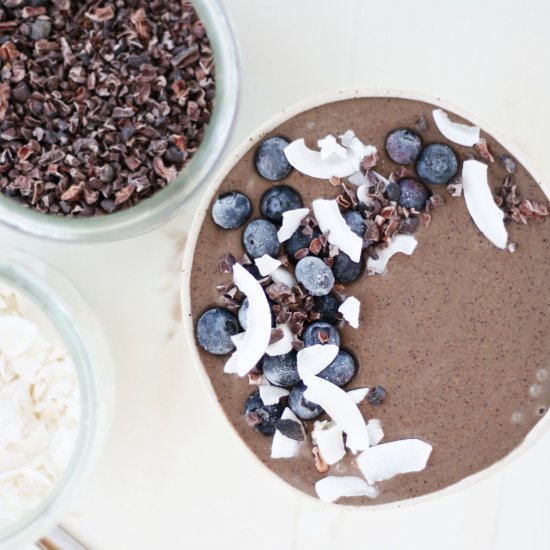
0,0,240,243
0,247,112,548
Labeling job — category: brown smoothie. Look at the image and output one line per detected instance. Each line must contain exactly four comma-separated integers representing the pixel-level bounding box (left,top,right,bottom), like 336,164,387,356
188,97,550,505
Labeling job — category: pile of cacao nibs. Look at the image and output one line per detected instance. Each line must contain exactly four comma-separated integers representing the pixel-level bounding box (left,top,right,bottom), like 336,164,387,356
0,0,215,216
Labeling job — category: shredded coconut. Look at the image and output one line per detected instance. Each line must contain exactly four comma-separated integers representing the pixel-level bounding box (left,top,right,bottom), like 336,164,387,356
0,287,80,529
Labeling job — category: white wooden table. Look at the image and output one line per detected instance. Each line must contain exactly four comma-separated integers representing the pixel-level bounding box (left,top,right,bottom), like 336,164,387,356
12,0,550,548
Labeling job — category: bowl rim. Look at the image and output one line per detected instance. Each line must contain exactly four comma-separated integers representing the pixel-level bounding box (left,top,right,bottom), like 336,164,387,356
0,0,240,243
181,87,549,510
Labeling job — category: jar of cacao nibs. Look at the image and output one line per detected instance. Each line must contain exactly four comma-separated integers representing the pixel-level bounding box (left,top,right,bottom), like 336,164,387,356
0,0,239,242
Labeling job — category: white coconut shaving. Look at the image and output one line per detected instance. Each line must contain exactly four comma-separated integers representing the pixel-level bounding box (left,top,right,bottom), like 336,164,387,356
348,387,369,404
297,344,339,379
224,264,272,376
259,383,290,406
312,421,345,465
312,199,363,262
284,131,376,180
265,323,293,357
356,439,432,484
0,288,80,529
315,476,379,503
318,135,347,160
303,375,369,452
462,159,508,249
432,109,480,147
271,408,304,459
338,296,360,328
348,171,369,187
277,208,310,243
270,267,296,288
366,419,384,446
366,234,417,275
254,255,281,277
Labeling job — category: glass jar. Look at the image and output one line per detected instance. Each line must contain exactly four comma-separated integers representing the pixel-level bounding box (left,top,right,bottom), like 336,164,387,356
0,248,114,548
0,0,240,243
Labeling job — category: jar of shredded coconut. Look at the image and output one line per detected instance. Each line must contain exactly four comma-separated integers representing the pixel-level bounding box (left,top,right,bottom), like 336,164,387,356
0,248,113,549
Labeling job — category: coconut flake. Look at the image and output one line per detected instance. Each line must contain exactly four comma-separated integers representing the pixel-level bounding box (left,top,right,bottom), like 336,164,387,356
356,439,432,484
348,387,369,404
0,316,38,356
271,267,296,288
303,375,369,452
277,208,310,243
312,199,363,262
259,383,290,406
297,344,339,379
318,135,347,160
348,171,369,187
254,255,281,277
462,159,508,249
366,234,417,275
312,421,346,465
266,323,293,356
338,296,360,328
271,408,303,459
224,264,271,376
315,476,379,503
366,419,384,446
432,109,480,147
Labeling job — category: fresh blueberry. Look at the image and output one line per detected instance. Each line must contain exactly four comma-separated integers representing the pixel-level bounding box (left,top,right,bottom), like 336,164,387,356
242,263,263,280
262,351,300,387
367,385,387,405
302,321,340,347
398,178,430,210
211,192,251,229
243,219,280,258
313,293,341,324
288,382,324,420
318,350,356,387
196,308,239,355
255,137,292,181
332,251,363,284
244,392,284,435
416,143,458,185
343,210,366,239
385,128,422,165
285,227,321,258
295,256,335,296
260,185,303,223
385,181,400,202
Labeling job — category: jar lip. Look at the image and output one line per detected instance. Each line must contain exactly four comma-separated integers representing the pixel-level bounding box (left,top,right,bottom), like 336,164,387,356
0,248,112,548
0,0,240,243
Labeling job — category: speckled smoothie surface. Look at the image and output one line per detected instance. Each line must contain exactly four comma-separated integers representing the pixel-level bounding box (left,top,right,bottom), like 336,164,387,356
189,97,550,505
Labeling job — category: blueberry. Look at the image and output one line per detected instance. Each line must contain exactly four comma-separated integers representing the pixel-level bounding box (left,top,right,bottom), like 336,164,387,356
398,178,430,210
343,210,366,239
242,264,263,280
288,382,324,420
286,227,321,258
255,137,292,181
211,192,251,229
385,181,400,202
196,308,239,355
416,143,458,185
244,392,284,435
302,321,340,347
243,219,280,258
386,128,422,165
262,351,300,387
295,257,334,296
313,293,341,324
367,385,387,405
332,251,363,284
260,185,303,223
318,350,356,387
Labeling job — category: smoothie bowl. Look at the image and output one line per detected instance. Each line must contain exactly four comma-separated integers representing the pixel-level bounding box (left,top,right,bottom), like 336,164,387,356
181,89,550,507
